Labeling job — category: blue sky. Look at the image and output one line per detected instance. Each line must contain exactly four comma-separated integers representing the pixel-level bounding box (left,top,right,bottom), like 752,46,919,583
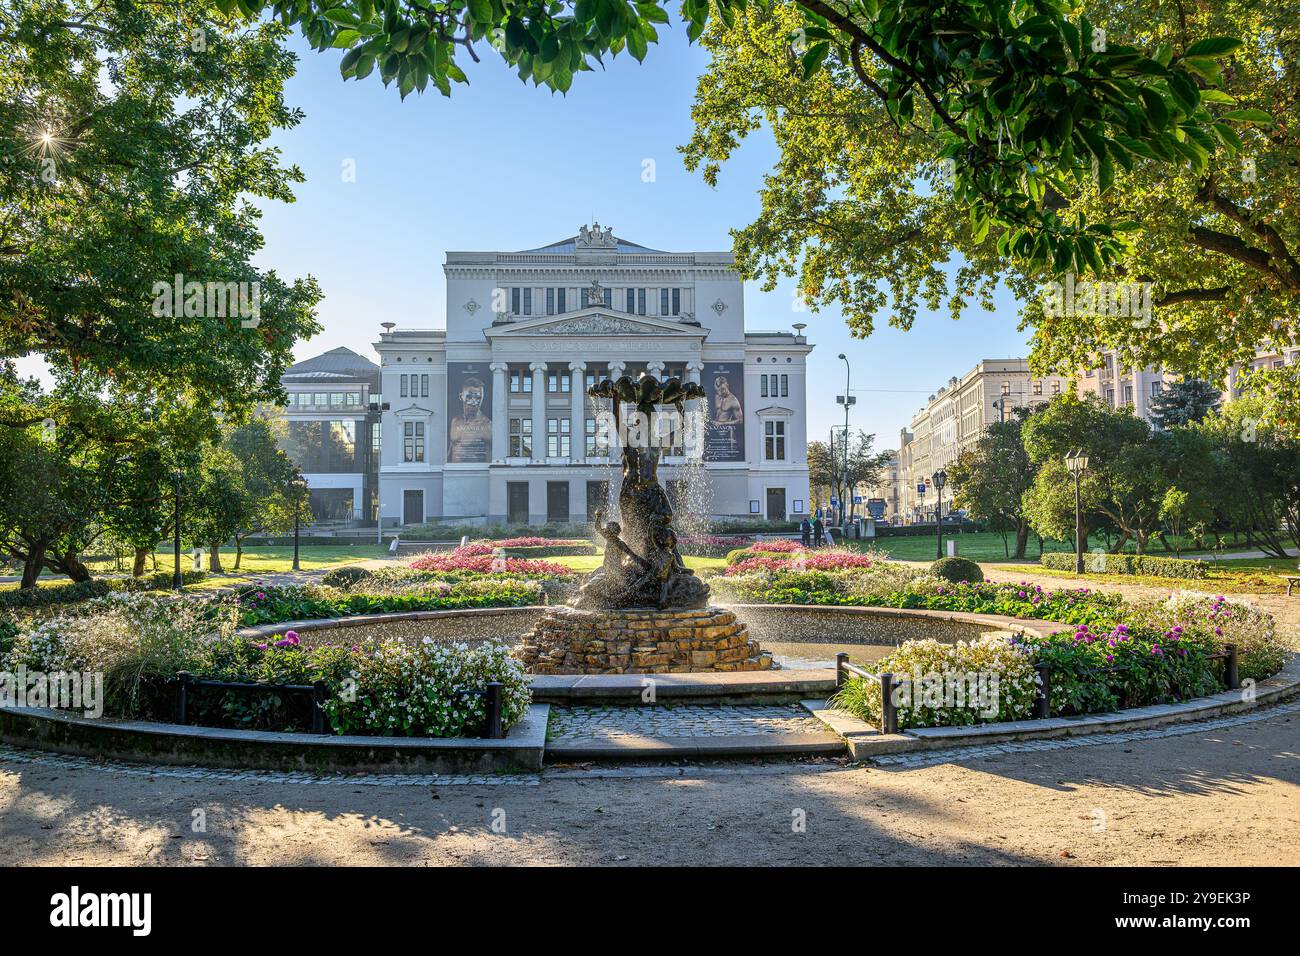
251,22,1035,452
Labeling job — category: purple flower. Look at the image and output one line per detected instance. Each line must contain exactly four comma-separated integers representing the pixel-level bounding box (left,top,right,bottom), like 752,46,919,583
1151,645,1163,656
1105,654,1114,664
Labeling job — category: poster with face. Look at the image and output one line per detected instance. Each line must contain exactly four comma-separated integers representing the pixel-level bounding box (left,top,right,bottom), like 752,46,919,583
703,362,745,462
447,362,492,463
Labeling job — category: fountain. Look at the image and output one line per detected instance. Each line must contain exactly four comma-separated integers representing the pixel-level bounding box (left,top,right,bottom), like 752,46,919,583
516,373,773,674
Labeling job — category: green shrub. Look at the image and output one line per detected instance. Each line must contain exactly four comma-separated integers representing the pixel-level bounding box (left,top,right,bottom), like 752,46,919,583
0,616,17,658
929,556,984,583
0,580,113,609
829,635,1039,728
211,581,547,626
320,566,372,589
323,639,531,737
116,570,207,591
497,543,597,558
1040,551,1208,579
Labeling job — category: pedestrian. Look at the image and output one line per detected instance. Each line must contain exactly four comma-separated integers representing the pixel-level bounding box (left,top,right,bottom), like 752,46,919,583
812,516,824,547
800,517,812,547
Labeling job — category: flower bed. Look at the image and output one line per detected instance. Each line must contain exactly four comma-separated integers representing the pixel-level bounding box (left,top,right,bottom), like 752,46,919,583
408,549,573,576
2,593,531,737
219,581,549,627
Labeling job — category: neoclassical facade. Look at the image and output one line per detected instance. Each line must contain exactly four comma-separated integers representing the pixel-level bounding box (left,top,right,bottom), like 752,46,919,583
372,225,812,527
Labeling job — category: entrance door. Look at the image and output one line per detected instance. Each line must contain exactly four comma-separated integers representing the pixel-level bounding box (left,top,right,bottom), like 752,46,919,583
507,482,529,525
402,489,424,525
586,480,609,521
766,487,786,521
547,481,570,523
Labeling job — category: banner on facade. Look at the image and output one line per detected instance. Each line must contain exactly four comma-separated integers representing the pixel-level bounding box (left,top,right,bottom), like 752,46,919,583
447,362,493,463
703,361,745,462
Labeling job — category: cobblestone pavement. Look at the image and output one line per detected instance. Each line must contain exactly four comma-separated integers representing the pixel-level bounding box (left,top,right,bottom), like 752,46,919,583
546,704,827,742
1,698,1295,788
869,698,1300,768
0,745,539,787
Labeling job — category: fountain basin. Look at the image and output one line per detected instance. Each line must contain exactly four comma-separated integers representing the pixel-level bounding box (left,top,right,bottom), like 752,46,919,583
516,605,773,674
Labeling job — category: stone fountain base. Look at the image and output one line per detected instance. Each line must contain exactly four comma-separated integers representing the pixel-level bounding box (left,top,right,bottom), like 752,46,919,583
516,606,774,675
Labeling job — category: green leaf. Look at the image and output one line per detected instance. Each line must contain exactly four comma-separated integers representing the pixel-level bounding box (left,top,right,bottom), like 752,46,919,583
1220,109,1273,126
1198,89,1235,105
801,41,830,80
626,26,648,62
1139,88,1169,128
469,0,493,23
1166,71,1200,114
322,7,359,26
1184,37,1243,58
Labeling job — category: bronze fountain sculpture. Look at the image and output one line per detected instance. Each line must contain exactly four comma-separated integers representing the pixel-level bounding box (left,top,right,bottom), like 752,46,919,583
516,373,772,674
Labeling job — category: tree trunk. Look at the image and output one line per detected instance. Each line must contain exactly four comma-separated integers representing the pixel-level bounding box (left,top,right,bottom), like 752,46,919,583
133,547,149,577
208,542,223,573
50,550,92,582
234,538,243,570
1013,521,1030,560
20,543,45,590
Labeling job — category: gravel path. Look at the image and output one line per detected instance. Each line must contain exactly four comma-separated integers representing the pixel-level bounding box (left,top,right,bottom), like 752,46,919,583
2,704,1296,866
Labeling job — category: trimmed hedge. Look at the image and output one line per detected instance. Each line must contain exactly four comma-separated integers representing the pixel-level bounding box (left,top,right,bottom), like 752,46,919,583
930,556,984,583
498,543,597,558
0,580,113,609
1040,551,1208,579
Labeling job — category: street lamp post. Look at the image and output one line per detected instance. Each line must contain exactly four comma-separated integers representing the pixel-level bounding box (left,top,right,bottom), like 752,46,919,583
291,478,307,572
932,469,947,559
836,353,854,528
1065,450,1090,573
171,470,183,591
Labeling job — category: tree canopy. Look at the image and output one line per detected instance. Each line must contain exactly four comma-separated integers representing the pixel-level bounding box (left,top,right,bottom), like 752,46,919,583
1,0,321,409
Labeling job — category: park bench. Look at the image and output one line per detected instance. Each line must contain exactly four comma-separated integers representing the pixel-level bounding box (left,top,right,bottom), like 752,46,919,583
1282,572,1300,596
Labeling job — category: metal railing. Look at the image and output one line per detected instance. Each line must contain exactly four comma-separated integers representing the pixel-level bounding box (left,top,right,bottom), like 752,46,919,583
173,673,506,738
835,643,1240,735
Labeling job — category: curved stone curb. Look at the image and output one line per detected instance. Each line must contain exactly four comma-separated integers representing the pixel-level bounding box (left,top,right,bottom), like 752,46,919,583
803,654,1300,760
0,704,549,774
236,605,545,641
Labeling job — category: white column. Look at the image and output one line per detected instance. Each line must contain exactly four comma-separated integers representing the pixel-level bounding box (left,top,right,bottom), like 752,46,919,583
530,361,547,462
569,361,586,463
490,362,508,463
647,360,665,379
686,360,703,385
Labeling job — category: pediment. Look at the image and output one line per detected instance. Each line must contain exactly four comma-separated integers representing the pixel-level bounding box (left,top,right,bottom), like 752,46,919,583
486,308,703,338
756,405,796,417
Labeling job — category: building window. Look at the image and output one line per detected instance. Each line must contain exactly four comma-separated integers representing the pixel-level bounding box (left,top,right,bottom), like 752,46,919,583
399,376,408,398
509,418,531,457
660,288,669,314
548,371,571,393
1105,388,1115,404
511,287,521,315
557,287,566,313
1124,385,1134,405
672,288,681,315
546,288,555,315
346,392,361,406
1001,381,1011,395
420,374,429,398
547,418,570,458
780,374,788,397
764,421,786,461
1032,381,1042,395
585,366,610,391
637,288,646,315
509,367,532,393
760,376,769,398
1051,381,1061,395
402,421,425,463
523,288,532,316
1151,381,1163,397
585,417,609,457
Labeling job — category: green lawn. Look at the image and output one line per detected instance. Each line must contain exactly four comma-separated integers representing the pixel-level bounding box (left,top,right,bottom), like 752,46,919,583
75,546,388,576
